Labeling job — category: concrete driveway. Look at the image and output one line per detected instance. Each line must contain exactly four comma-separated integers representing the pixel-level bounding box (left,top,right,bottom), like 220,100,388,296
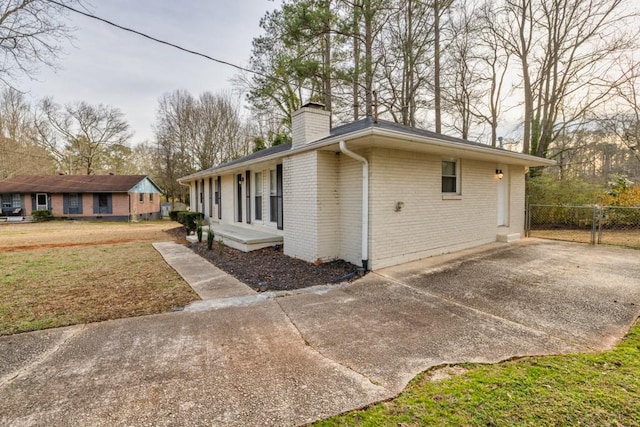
1,239,639,426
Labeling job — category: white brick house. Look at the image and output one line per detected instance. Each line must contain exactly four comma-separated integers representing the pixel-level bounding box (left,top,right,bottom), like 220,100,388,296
179,103,553,270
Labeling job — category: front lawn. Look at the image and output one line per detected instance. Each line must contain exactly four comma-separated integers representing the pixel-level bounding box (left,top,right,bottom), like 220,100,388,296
316,320,640,426
0,221,199,335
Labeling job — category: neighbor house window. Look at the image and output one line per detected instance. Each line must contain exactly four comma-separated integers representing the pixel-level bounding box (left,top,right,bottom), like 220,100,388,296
94,193,112,214
139,193,144,202
65,193,82,214
1,194,11,208
69,193,79,209
149,193,154,202
442,160,459,193
255,172,263,221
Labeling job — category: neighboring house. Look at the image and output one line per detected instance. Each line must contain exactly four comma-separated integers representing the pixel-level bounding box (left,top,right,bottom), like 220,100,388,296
0,174,163,221
179,103,554,270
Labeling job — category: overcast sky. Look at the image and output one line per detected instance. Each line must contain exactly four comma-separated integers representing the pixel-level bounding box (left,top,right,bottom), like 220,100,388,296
17,0,272,144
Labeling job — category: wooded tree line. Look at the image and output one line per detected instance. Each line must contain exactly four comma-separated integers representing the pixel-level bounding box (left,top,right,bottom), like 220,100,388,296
0,87,250,202
240,0,640,181
2,0,639,203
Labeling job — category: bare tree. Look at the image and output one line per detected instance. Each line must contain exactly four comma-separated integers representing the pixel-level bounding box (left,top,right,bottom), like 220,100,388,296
595,61,640,163
471,0,512,147
0,0,81,85
34,98,132,175
0,87,54,179
152,90,247,202
442,2,486,140
500,0,638,157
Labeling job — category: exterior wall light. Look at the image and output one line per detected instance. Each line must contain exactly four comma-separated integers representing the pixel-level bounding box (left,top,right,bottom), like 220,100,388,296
496,169,504,179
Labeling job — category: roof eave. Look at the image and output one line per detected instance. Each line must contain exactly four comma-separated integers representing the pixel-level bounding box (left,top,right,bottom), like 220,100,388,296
178,126,554,182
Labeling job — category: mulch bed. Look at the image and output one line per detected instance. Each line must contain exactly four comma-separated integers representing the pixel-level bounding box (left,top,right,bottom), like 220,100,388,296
164,226,359,291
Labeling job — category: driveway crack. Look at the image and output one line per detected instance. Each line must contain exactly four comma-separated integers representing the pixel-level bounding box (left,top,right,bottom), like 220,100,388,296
273,297,391,394
373,272,590,351
0,324,86,387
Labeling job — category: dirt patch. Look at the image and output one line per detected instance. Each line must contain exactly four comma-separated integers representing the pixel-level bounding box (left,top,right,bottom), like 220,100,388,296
0,239,144,252
0,220,176,250
180,229,359,291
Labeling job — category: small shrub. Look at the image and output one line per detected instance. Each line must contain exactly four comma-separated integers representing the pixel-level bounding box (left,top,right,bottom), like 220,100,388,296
207,228,214,250
196,218,203,243
168,210,181,221
176,211,204,234
32,210,53,222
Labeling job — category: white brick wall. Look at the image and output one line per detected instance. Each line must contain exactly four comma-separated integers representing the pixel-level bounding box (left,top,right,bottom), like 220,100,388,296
369,148,499,269
508,165,526,234
284,152,319,261
291,106,331,148
338,154,363,266
317,151,340,260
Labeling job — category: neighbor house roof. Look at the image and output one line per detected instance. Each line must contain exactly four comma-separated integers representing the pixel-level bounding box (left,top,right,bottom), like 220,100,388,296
180,117,555,182
0,175,161,193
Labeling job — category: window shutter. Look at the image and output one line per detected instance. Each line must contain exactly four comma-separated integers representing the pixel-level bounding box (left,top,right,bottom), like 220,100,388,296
276,164,283,230
63,194,69,214
245,170,251,224
217,177,222,220
209,177,213,218
93,194,99,214
78,194,83,214
107,194,113,214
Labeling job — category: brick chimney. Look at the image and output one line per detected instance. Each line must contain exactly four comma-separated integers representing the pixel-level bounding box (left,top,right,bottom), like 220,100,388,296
291,102,331,148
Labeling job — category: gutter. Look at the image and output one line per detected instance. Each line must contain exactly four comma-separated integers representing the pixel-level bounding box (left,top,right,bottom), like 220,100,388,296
339,140,369,271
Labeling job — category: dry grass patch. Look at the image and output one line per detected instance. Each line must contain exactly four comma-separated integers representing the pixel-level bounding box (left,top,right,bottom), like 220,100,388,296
530,228,640,247
0,220,174,250
0,221,199,335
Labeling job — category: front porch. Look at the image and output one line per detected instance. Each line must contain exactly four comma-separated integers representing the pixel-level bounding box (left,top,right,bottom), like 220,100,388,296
187,223,283,252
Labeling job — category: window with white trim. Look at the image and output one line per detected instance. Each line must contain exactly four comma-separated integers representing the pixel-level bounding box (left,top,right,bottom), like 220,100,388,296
12,194,21,207
442,159,460,194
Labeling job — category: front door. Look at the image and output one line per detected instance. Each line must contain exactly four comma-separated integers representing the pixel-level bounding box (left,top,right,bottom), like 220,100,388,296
36,193,48,211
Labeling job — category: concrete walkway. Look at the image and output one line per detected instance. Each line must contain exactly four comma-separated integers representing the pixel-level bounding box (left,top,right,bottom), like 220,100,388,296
1,239,639,426
153,241,255,300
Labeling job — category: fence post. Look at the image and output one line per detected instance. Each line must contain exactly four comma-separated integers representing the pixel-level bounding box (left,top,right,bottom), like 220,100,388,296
590,205,597,245
597,206,604,244
525,197,530,237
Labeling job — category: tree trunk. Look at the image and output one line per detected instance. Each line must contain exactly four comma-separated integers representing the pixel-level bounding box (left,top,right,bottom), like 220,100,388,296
434,0,441,133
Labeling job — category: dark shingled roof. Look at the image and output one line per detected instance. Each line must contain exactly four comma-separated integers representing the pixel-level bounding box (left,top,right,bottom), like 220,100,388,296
185,116,516,178
0,175,153,193
314,116,503,151
201,142,293,172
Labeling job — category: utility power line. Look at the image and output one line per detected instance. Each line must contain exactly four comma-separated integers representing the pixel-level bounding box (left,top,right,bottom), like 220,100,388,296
45,0,267,78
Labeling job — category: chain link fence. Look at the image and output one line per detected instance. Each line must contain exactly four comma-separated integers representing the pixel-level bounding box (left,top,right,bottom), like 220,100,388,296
526,204,640,248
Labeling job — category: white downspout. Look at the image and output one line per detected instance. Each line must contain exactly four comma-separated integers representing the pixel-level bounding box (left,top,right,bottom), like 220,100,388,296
339,140,369,270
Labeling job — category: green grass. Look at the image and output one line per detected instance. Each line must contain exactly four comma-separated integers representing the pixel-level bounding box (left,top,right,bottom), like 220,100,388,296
315,320,640,426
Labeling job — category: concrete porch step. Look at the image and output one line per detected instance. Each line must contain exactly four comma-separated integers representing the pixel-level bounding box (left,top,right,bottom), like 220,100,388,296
187,223,283,252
